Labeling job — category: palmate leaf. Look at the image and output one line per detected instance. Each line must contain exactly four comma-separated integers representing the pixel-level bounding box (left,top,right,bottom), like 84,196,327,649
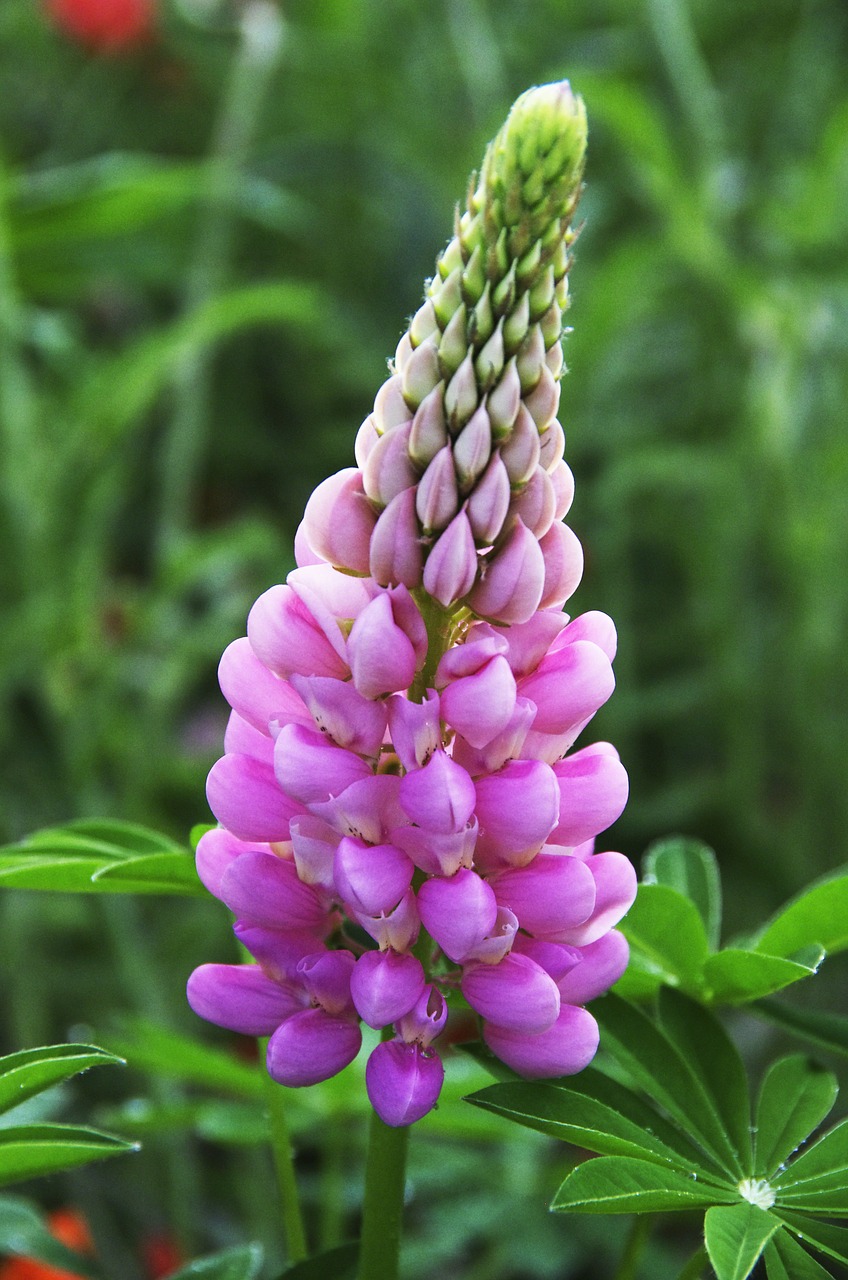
0,819,204,896
616,883,710,996
167,1244,264,1279
754,1056,838,1178
765,1232,835,1279
704,1203,781,1280
0,1124,136,1188
753,868,848,957
754,998,848,1059
551,1154,735,1213
773,1117,848,1202
777,1211,848,1266
594,994,741,1176
703,947,824,1005
0,1044,124,1117
642,836,722,948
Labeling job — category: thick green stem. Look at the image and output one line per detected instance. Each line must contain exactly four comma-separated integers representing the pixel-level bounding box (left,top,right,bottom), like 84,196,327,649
259,1060,309,1264
614,1215,654,1280
675,1244,708,1280
356,1109,410,1280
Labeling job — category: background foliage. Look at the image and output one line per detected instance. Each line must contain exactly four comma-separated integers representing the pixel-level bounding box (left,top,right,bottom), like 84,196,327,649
0,0,846,1277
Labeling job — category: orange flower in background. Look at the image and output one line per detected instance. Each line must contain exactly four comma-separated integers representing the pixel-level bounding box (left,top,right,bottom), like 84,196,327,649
0,1208,93,1280
43,0,156,53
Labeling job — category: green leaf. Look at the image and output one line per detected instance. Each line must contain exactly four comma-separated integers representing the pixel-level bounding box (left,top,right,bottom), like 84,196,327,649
755,1056,838,1177
704,1203,781,1280
166,1243,264,1280
774,1117,848,1192
465,1077,722,1178
103,1022,263,1098
595,994,739,1176
619,883,710,991
704,948,823,1005
658,987,752,1172
642,836,722,948
273,1242,358,1278
753,999,848,1059
0,1044,124,1117
0,1124,137,1187
552,1154,734,1213
777,1211,848,1266
754,870,848,958
0,821,203,896
766,1232,836,1279
0,1195,98,1279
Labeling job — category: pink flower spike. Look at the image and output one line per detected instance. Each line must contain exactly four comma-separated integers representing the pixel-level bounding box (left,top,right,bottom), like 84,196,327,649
483,612,569,678
350,950,426,1028
463,906,519,965
296,949,357,1016
416,445,459,533
247,584,348,681
333,837,414,916
313,774,405,846
289,674,387,758
219,637,310,736
399,750,476,834
294,520,326,567
290,815,339,891
234,923,326,982
538,521,584,610
462,953,560,1034
551,744,630,846
468,519,545,625
555,852,638,946
274,723,372,807
440,655,517,749
348,592,418,699
508,467,556,539
473,759,560,868
435,634,508,685
387,690,441,772
490,854,596,938
550,459,575,519
556,610,617,661
195,827,262,898
417,867,498,962
267,1008,362,1087
224,711,274,764
391,818,478,877
369,487,425,589
361,423,418,507
422,510,478,606
556,930,630,1005
511,934,584,983
366,1040,444,1127
220,851,327,932
187,964,302,1036
451,697,535,775
206,754,305,843
484,1005,599,1078
357,886,420,952
467,454,511,544
397,985,448,1046
302,468,376,574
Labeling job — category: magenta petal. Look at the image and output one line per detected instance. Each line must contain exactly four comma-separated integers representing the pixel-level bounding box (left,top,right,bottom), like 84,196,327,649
348,592,418,699
297,949,356,1016
462,953,560,1034
274,723,372,806
435,635,508,684
538,521,584,610
219,850,327,932
473,759,560,867
398,750,475,834
187,964,301,1035
557,610,617,661
289,815,339,891
556,852,637,945
387,690,442,772
313,774,405,845
195,827,262,898
391,818,478,877
350,950,426,1028
422,510,478,606
289,674,387,758
334,837,414,915
233,923,325,981
206,754,304,843
556,930,630,1004
219,638,310,735
224,711,275,764
369,487,425,589
519,640,615,735
417,868,498,962
462,905,519,965
491,853,596,937
551,744,629,846
484,1005,599,1078
366,1040,445,1127
397,985,448,1046
266,1008,362,1086
356,886,420,951
467,518,545,624
302,468,376,574
511,935,584,983
247,584,348,680
440,656,517,748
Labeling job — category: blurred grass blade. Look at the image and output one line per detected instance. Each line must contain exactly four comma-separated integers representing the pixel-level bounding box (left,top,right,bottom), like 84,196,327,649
0,1124,136,1187
273,1242,358,1278
0,821,203,895
0,1043,124,1117
166,1243,264,1279
0,1195,98,1280
103,1021,263,1099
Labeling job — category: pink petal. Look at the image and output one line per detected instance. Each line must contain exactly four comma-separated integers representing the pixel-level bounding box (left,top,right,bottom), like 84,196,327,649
247,584,348,680
195,827,264,898
219,850,327,932
387,690,442,772
397,985,448,1047
390,818,478,877
462,953,560,1034
355,886,420,952
551,744,629,846
417,867,498,962
473,759,560,867
556,930,630,1005
266,1008,362,1087
538,521,584,610
187,964,302,1036
206,753,304,843
296,949,356,1016
289,674,387,757
223,711,274,763
491,853,596,938
369,487,425,589
312,773,405,845
519,640,615,735
468,519,545,624
274,723,372,806
555,852,637,945
348,592,418,699
219,637,310,735
365,1040,445,1127
334,837,414,915
439,655,517,748
301,468,377,574
350,950,426,1028
422,511,478,607
484,1005,599,1078
399,750,476,834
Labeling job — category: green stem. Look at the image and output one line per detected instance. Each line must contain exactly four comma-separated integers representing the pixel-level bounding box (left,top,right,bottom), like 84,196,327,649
356,1109,410,1280
614,1215,654,1280
259,1060,309,1264
675,1244,709,1280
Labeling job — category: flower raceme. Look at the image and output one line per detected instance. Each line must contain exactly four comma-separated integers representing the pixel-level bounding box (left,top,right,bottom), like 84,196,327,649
188,82,636,1127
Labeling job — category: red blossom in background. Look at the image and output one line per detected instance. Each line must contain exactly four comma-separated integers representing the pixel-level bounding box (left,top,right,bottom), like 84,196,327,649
43,0,156,53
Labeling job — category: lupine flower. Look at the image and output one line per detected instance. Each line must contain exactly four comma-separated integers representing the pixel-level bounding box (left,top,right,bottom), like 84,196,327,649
188,82,637,1127
43,0,155,53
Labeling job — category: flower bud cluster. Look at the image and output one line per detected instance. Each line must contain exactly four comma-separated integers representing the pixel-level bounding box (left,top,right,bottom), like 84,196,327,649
188,83,637,1127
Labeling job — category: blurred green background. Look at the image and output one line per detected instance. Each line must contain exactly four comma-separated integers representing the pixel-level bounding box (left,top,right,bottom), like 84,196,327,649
1,0,847,1275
